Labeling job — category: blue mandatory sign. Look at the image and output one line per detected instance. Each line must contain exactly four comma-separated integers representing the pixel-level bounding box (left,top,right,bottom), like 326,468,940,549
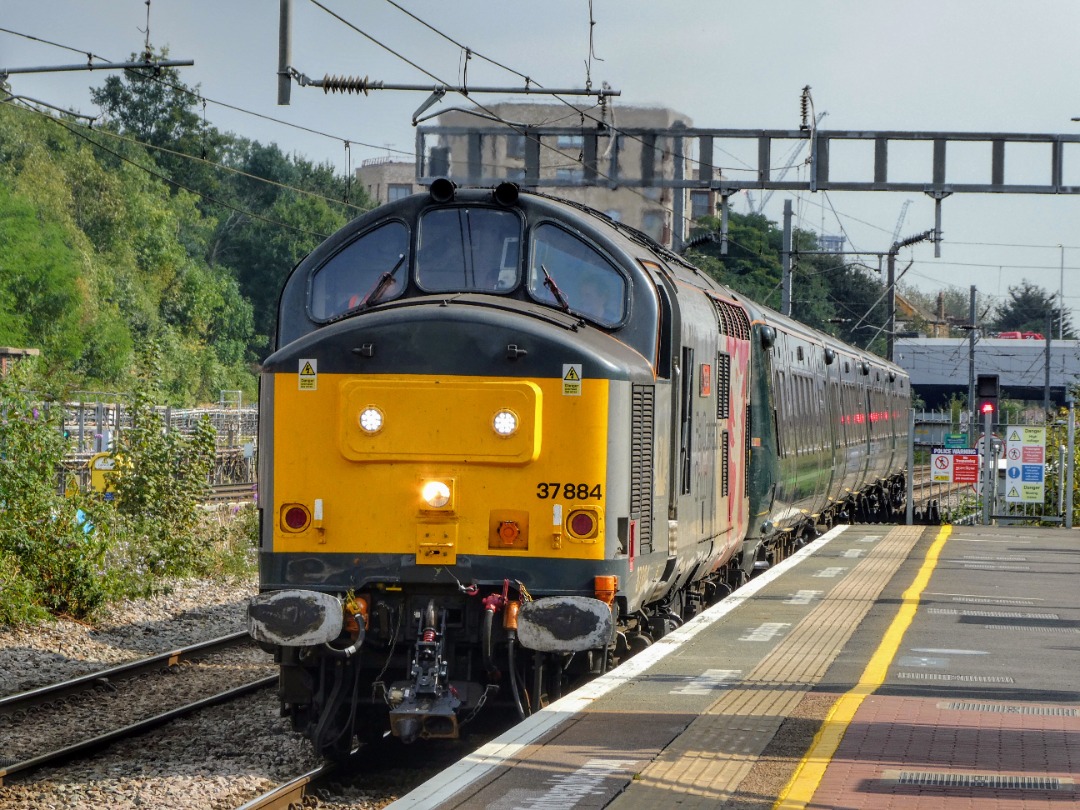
1021,465,1044,482
1008,466,1021,479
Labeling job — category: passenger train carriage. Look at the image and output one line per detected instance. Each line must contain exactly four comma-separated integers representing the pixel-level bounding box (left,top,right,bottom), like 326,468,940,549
248,180,909,757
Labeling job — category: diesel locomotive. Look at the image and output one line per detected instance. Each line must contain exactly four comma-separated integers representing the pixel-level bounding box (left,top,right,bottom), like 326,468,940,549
248,180,910,757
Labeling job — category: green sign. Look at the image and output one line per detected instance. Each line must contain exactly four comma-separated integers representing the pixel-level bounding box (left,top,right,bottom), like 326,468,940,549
944,432,968,449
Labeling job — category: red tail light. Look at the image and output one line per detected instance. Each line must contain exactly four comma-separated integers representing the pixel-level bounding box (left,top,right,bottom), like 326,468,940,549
281,504,311,532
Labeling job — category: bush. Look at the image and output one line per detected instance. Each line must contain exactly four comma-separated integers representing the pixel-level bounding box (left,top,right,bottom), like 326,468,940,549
0,350,255,625
0,360,121,619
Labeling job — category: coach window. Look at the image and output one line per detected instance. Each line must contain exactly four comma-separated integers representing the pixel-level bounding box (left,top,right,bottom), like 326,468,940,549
309,221,409,320
528,223,627,326
417,207,522,293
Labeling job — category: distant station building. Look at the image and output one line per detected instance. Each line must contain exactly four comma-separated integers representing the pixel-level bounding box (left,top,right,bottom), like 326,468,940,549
894,335,1080,407
0,346,40,375
354,156,424,206
417,103,703,249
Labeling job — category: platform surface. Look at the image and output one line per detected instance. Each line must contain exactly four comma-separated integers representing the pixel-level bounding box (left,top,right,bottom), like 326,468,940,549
388,523,1080,809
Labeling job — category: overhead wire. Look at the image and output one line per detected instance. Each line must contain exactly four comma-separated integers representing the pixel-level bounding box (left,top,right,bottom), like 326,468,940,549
0,24,413,159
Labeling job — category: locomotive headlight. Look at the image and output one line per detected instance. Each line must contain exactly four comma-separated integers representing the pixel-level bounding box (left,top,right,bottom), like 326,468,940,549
358,406,384,434
421,480,452,509
492,409,518,436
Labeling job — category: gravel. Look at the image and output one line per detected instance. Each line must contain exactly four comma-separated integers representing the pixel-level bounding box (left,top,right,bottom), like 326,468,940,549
0,578,456,809
0,577,259,697
0,578,324,809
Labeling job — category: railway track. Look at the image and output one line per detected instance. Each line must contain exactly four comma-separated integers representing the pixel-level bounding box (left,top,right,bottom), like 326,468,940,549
0,631,275,785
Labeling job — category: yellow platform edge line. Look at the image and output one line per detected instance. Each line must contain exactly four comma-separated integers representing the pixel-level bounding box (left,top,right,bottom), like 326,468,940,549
772,524,952,810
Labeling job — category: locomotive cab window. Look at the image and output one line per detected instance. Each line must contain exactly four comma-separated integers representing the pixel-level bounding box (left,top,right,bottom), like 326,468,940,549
416,207,522,293
309,221,409,320
528,223,627,327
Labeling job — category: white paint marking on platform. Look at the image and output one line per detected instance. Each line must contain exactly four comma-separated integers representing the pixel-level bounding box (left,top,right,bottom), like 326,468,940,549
784,589,822,605
813,567,847,578
911,648,989,655
506,758,642,809
670,668,741,695
842,549,865,558
384,524,852,810
858,535,880,543
740,622,790,642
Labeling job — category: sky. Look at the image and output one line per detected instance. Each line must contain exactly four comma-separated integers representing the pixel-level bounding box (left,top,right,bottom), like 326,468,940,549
4,0,1080,330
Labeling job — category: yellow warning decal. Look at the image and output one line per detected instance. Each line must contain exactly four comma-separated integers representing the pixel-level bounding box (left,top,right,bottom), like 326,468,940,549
299,358,317,391
562,363,582,396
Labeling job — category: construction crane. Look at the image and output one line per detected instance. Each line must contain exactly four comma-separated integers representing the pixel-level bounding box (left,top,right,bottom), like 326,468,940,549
746,112,828,214
890,199,913,246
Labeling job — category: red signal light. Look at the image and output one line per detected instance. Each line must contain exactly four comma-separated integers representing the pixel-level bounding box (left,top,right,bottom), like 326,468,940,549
980,402,995,414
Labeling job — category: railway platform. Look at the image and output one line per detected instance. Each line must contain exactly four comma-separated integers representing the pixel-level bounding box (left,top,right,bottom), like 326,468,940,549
388,523,1080,809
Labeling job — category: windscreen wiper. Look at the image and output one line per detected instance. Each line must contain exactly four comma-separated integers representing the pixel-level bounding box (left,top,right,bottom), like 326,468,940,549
328,254,407,323
541,263,571,313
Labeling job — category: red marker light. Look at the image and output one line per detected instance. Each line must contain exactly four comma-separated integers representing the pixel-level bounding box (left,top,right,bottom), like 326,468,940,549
981,402,995,414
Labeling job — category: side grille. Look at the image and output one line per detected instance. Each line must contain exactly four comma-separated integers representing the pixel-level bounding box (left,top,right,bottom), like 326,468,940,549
721,429,730,497
710,297,751,341
716,352,731,419
630,384,655,554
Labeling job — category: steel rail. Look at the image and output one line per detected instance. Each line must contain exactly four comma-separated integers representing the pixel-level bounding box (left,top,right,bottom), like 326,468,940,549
0,631,252,713
0,675,276,784
234,762,339,810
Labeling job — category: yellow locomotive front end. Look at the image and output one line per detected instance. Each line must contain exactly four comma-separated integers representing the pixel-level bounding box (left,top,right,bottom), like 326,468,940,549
268,370,610,571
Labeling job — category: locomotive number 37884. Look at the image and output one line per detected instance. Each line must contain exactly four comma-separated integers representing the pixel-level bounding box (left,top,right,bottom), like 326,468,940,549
536,483,603,500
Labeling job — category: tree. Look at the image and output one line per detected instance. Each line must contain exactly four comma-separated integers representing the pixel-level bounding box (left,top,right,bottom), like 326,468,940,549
685,210,890,355
990,280,1075,338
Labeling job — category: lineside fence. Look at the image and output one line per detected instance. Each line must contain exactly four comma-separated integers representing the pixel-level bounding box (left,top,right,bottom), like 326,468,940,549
59,396,258,496
912,406,1076,527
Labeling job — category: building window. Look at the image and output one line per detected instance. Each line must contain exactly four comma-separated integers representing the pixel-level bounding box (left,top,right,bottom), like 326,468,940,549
557,133,583,149
690,190,712,220
642,211,665,241
555,167,584,183
388,184,413,202
507,167,526,182
506,134,526,159
604,209,622,222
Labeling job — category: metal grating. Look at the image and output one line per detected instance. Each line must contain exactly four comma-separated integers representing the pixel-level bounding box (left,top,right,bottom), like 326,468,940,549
961,555,1029,561
630,384,655,554
716,352,731,419
709,297,751,341
984,624,1080,633
927,608,1059,619
721,429,729,497
892,771,1067,790
941,701,1079,716
952,597,1037,606
896,672,1015,683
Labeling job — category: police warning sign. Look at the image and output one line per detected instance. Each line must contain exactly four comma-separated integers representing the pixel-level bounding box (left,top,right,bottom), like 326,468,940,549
930,447,979,484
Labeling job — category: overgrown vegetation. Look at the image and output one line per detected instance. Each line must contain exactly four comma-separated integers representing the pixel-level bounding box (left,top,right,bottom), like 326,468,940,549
0,357,257,625
0,55,369,405
686,212,892,354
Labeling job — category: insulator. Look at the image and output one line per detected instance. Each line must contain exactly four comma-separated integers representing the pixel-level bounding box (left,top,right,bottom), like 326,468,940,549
422,628,436,643
321,74,378,96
